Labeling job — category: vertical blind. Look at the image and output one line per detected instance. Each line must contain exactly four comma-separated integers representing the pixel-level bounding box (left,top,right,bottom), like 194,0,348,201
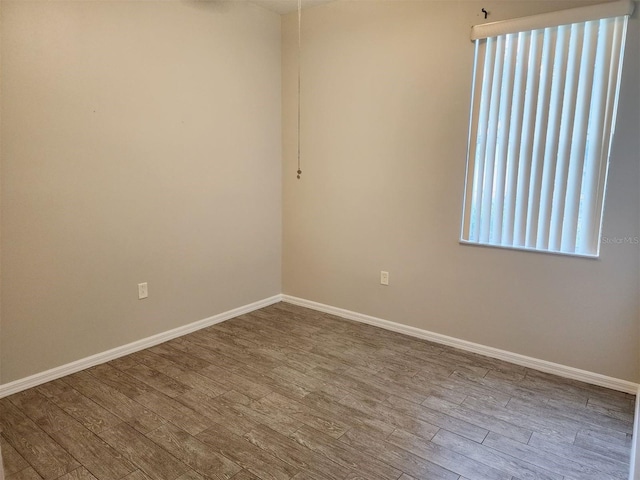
460,1,633,257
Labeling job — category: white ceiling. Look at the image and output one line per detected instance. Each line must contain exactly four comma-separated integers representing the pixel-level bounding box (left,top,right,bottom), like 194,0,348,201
251,0,335,14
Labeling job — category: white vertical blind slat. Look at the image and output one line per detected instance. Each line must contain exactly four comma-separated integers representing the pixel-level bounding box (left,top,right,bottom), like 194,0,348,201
510,30,542,247
468,39,494,242
522,28,550,248
490,33,517,244
502,31,530,245
549,23,583,252
561,20,598,253
536,25,569,251
462,42,483,241
479,35,506,243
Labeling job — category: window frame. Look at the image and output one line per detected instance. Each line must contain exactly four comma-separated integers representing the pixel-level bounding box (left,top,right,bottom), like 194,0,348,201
460,1,633,258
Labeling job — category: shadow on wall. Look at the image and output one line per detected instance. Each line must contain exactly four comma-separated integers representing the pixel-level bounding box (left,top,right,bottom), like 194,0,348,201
181,0,234,12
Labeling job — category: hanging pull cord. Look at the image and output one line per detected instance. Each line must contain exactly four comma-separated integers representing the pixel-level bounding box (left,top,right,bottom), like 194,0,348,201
297,0,302,179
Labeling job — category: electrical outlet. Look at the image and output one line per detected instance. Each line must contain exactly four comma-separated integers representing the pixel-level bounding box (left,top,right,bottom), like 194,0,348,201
380,271,389,286
138,282,148,300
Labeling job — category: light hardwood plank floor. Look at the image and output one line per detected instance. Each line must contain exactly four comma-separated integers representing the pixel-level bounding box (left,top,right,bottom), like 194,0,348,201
1,302,635,480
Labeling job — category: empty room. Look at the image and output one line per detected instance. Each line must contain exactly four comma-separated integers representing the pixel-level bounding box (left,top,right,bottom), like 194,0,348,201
0,0,639,479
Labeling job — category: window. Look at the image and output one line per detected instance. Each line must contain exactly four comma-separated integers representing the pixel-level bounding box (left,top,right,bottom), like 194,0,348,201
460,0,633,257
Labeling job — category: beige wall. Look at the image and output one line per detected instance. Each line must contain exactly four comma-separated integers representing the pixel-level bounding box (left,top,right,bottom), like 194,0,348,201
283,1,640,382
0,1,282,383
0,0,3,385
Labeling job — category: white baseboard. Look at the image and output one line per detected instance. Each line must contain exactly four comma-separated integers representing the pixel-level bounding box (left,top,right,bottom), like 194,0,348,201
282,295,639,395
0,295,283,399
1,293,636,398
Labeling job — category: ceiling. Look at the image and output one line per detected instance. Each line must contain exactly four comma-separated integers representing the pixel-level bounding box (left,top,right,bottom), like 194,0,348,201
251,0,335,14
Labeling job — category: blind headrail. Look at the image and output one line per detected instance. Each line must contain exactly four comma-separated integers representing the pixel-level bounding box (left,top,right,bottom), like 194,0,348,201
471,0,635,40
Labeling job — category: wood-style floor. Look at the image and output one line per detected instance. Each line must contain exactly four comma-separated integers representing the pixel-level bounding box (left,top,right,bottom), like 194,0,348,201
0,302,635,480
